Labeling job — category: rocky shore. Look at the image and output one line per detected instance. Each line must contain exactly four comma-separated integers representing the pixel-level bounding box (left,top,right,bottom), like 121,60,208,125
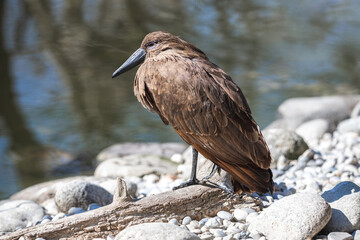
1,95,360,240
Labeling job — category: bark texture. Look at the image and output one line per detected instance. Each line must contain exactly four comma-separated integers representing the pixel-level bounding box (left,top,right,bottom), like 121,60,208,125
1,179,261,240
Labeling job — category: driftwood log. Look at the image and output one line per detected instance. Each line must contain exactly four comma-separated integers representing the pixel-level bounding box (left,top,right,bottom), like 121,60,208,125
1,179,261,240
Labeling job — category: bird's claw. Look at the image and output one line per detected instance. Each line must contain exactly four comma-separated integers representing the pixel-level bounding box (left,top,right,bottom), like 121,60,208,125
172,178,200,190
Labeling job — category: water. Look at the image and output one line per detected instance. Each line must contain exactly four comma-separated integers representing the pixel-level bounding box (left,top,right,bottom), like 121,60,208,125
1,0,359,199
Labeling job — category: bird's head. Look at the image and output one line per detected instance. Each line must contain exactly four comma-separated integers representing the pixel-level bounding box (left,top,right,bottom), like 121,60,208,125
112,31,206,78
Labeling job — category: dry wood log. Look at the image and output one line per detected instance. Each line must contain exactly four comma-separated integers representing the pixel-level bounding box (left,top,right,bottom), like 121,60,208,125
1,179,261,240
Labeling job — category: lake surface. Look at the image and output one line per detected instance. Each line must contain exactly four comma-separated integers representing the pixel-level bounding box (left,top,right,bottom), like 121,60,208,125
1,0,359,199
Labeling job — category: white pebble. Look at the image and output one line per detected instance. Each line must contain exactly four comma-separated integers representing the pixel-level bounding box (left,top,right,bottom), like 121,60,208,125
217,210,233,221
199,218,209,226
182,216,192,225
168,218,179,225
211,229,227,237
245,212,258,223
189,220,200,228
205,218,221,228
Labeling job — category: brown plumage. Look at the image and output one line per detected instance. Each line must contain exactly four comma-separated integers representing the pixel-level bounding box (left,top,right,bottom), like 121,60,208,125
113,31,274,193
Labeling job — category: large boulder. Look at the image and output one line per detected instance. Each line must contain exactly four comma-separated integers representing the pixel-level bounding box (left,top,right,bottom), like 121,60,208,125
270,95,360,131
94,154,177,178
337,117,360,134
0,200,45,233
115,222,200,240
321,182,360,233
54,180,113,212
249,192,331,240
262,128,308,164
10,176,120,204
97,142,187,162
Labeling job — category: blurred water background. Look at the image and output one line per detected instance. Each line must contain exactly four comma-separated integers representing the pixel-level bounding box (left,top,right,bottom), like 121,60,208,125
0,0,359,199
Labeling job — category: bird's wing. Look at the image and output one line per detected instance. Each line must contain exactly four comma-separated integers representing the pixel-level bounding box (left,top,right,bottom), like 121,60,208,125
135,56,271,169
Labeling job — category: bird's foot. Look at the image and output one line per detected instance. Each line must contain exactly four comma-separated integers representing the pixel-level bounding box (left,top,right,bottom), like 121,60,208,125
201,179,234,194
174,178,234,194
172,178,200,190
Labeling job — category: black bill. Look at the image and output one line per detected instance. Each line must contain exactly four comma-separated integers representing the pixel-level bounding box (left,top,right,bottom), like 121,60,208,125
112,48,146,78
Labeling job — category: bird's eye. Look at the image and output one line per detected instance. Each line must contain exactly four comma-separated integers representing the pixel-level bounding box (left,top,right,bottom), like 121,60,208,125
146,41,158,50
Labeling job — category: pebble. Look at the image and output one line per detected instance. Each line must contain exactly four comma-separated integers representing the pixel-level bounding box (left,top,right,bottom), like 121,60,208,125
328,232,353,240
233,208,248,222
199,218,209,226
68,207,86,215
211,229,227,237
217,211,233,221
168,218,179,226
182,216,192,225
205,218,221,228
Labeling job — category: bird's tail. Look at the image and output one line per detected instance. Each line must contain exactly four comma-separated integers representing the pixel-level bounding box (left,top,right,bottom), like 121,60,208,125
215,160,274,194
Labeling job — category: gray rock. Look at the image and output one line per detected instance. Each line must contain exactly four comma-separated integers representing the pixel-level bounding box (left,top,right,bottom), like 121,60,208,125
277,95,360,130
295,119,330,146
217,211,232,221
168,218,179,226
94,154,177,178
182,216,192,225
262,128,308,163
0,200,45,232
337,117,360,134
115,222,200,240
97,142,187,162
328,232,353,240
10,176,119,204
249,193,331,240
322,182,360,233
322,181,360,203
54,180,113,212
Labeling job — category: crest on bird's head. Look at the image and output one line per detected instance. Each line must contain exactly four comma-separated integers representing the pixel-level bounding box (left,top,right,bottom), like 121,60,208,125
140,31,207,59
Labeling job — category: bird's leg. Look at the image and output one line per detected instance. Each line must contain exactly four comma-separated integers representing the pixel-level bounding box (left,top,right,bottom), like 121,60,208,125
173,146,199,190
202,164,219,181
173,147,234,194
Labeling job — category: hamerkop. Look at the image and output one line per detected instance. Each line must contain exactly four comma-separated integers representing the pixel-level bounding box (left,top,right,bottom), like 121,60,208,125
112,31,274,193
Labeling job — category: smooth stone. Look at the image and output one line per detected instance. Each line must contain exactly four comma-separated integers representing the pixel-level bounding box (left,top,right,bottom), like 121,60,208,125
182,216,192,225
68,207,86,215
88,203,101,210
262,128,308,164
0,200,45,232
115,223,200,240
188,220,200,229
55,180,113,212
328,232,353,240
233,208,248,222
169,218,179,226
10,176,119,204
322,182,360,233
249,193,331,240
338,117,360,134
353,230,360,240
199,218,209,226
322,181,360,203
295,119,330,146
211,229,226,237
277,95,360,130
96,142,187,162
95,154,177,178
217,211,232,221
205,218,221,228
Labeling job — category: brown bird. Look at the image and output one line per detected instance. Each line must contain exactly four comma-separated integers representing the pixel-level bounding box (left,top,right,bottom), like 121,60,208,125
112,31,274,193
